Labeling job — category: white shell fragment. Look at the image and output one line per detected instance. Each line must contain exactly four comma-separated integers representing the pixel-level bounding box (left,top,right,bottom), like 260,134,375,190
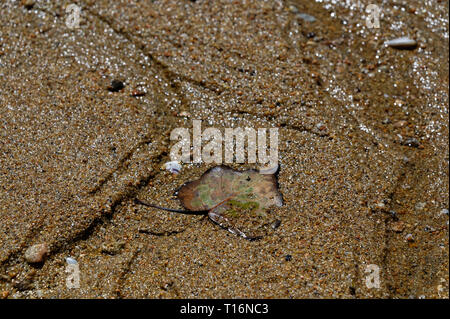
296,13,316,22
163,161,182,174
66,257,78,265
386,37,417,50
258,163,279,175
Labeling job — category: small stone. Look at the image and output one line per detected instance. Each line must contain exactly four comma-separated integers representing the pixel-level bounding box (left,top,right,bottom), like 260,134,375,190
405,233,414,242
271,219,281,229
379,65,389,72
394,99,405,107
382,118,391,124
375,202,386,210
386,37,417,50
24,243,48,264
393,120,408,128
391,221,405,233
401,138,420,148
66,257,78,265
107,79,125,92
285,254,292,261
1,291,9,299
439,208,448,216
296,13,316,22
130,89,146,97
21,0,35,10
288,5,299,13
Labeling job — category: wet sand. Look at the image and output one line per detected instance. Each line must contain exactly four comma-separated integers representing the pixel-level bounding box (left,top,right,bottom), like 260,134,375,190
0,0,448,298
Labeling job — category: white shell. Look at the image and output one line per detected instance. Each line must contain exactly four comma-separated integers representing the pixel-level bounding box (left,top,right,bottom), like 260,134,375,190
258,163,279,175
66,257,78,265
163,161,182,174
386,37,417,49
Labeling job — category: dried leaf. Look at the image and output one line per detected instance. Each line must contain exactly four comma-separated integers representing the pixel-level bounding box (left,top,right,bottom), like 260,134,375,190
177,165,283,239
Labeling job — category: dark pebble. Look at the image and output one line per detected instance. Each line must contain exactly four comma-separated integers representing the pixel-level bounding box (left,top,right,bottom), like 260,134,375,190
285,254,292,261
108,80,125,92
271,219,281,229
401,138,420,148
22,0,35,10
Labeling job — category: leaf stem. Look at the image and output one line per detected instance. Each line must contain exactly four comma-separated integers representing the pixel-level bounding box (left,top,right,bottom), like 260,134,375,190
134,198,208,215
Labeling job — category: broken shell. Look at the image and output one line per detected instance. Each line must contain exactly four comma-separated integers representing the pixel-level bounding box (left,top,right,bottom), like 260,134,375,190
163,161,182,174
386,37,417,50
66,257,78,265
258,163,279,175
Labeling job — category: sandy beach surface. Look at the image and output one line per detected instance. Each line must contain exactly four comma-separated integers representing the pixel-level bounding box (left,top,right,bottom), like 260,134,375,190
0,0,448,298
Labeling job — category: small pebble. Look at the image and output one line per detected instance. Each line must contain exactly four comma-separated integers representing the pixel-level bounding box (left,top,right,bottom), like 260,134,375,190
285,254,292,261
130,89,146,97
288,5,299,14
394,99,405,107
316,122,327,131
296,13,316,22
390,221,405,233
66,257,78,265
271,219,281,229
375,202,386,210
405,233,414,242
386,37,417,50
439,208,448,216
24,243,48,264
401,138,420,148
107,79,125,92
393,120,408,128
1,291,9,299
22,0,35,10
